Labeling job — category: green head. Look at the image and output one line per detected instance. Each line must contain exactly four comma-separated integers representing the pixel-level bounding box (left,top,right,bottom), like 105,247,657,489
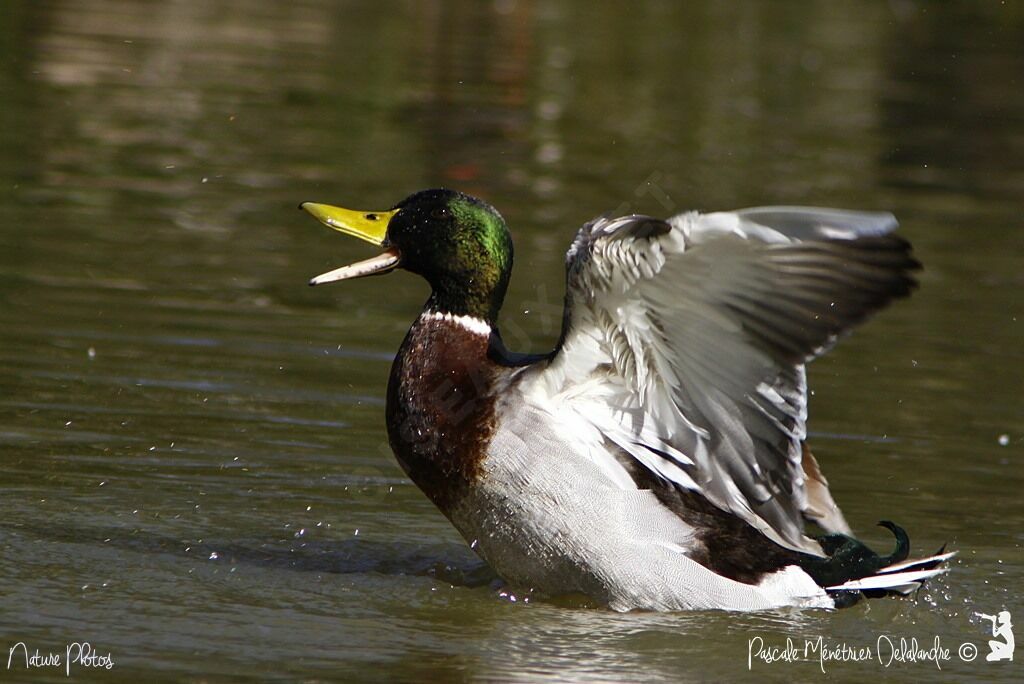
301,189,513,322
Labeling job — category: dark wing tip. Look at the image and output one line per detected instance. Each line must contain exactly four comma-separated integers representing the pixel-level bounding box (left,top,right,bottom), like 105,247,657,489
748,232,923,363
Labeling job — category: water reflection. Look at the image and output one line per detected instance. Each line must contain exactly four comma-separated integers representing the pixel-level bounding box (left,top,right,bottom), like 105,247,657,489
0,1,1021,681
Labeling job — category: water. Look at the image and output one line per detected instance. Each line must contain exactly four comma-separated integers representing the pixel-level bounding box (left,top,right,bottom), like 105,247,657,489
1,1,1022,681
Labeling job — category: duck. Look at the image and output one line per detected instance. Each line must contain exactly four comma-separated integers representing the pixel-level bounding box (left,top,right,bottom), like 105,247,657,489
301,188,954,612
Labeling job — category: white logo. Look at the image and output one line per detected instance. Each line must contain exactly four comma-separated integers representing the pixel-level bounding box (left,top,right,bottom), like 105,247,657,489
976,611,1014,662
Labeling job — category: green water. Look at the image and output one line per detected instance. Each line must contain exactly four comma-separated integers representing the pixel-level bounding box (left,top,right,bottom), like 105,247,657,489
1,1,1021,681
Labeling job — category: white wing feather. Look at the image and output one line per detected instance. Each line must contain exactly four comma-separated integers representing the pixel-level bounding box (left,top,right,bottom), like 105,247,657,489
520,207,918,556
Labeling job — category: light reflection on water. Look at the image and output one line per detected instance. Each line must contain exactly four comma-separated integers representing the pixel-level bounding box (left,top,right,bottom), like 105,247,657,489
0,1,1021,681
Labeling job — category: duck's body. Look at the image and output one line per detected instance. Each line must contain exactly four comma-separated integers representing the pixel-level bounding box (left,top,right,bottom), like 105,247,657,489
303,189,953,611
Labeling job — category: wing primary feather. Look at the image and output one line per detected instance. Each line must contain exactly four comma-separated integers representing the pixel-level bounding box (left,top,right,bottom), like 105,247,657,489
526,205,918,556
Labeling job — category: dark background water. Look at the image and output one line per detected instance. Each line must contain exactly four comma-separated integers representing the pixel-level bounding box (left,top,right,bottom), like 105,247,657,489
1,1,1021,681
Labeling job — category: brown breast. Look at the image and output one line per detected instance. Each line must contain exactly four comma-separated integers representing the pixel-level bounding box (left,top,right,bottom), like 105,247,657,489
385,313,502,513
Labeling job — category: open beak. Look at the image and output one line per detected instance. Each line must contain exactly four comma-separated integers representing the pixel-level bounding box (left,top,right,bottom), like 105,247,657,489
300,202,401,285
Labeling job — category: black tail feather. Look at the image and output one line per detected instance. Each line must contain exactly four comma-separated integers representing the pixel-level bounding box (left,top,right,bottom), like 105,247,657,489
877,520,910,565
800,521,916,587
801,521,954,606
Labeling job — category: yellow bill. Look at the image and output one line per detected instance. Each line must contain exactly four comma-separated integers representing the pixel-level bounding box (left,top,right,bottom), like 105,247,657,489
300,202,401,285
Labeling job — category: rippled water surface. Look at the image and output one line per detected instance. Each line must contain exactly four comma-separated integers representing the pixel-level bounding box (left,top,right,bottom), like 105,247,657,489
1,1,1022,681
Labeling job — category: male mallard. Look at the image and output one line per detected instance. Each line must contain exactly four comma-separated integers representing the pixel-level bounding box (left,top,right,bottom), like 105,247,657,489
302,189,953,611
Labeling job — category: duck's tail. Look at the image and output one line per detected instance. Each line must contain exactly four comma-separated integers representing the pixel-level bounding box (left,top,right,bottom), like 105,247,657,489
799,521,956,606
825,548,956,596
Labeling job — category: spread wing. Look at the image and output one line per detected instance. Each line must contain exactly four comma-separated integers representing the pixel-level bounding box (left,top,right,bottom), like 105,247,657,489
519,207,919,555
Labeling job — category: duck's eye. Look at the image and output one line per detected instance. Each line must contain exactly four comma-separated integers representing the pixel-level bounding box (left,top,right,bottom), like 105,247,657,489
365,213,379,221
431,207,449,220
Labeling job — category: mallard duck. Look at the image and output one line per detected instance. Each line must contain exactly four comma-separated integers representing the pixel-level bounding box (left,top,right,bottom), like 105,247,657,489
301,189,953,611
